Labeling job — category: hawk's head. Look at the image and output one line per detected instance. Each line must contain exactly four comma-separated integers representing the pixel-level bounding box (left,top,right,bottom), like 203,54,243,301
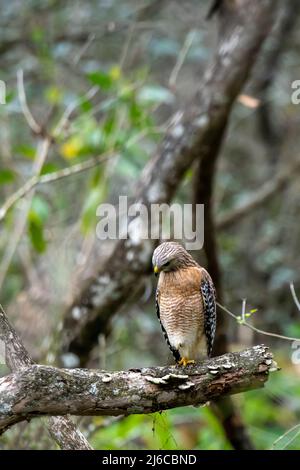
152,242,197,275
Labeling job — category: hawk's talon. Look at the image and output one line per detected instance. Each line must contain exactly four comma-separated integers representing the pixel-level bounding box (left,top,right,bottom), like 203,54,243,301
178,357,195,367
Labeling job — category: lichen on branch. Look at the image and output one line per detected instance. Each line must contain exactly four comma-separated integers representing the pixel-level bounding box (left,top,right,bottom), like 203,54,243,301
0,345,278,434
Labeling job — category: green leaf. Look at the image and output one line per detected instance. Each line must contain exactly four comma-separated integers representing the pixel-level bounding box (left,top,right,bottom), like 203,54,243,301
28,196,49,253
103,113,116,136
44,86,63,104
283,322,300,338
4,90,15,104
16,144,36,159
28,218,47,253
87,71,113,90
0,169,16,185
129,101,143,123
40,163,59,175
31,26,45,43
80,98,93,113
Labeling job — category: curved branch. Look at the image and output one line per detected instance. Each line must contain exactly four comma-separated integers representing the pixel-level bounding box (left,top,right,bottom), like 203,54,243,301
0,345,277,434
217,301,300,343
251,0,300,152
216,160,300,230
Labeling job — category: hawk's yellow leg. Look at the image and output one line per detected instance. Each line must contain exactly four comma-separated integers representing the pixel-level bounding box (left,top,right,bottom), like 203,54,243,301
178,357,195,367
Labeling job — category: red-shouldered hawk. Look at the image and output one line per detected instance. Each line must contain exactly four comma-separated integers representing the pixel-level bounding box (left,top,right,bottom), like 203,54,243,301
152,242,216,366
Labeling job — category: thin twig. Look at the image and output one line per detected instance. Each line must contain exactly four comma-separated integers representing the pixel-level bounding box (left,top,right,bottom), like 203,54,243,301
0,152,113,222
217,160,300,230
241,298,247,323
72,33,95,66
217,301,300,343
52,85,99,137
119,22,136,70
169,31,196,88
0,176,37,221
271,423,300,450
66,81,142,134
0,137,51,293
40,152,113,184
17,70,41,135
0,74,100,291
280,428,300,450
290,283,300,312
87,416,126,439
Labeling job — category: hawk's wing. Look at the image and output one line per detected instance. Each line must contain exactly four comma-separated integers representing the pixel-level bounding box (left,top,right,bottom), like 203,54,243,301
200,271,217,357
155,287,181,362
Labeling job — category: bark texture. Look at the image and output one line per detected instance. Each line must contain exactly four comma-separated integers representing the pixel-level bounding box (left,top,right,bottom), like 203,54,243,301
0,345,277,434
0,305,92,450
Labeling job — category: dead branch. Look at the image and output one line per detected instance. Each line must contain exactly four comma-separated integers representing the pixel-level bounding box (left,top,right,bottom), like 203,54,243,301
0,345,277,434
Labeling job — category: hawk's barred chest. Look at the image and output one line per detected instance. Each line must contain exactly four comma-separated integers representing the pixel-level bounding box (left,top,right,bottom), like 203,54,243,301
158,266,204,298
153,242,216,361
157,267,205,334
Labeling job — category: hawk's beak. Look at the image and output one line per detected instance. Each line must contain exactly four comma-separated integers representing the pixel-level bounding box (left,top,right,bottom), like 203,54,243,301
154,265,159,276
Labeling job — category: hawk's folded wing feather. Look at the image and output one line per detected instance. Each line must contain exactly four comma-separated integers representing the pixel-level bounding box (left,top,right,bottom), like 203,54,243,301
200,272,217,357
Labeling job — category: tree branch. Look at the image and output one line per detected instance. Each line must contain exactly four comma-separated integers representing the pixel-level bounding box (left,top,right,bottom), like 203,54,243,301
62,0,275,365
0,305,92,450
192,52,253,449
0,152,113,222
216,159,300,230
251,0,300,154
0,137,51,293
0,345,277,434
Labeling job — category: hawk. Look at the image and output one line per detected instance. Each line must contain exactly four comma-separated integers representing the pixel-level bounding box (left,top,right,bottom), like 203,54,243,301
152,242,216,366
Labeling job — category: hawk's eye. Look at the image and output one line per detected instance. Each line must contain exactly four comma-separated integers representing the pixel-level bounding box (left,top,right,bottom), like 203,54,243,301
163,261,170,267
